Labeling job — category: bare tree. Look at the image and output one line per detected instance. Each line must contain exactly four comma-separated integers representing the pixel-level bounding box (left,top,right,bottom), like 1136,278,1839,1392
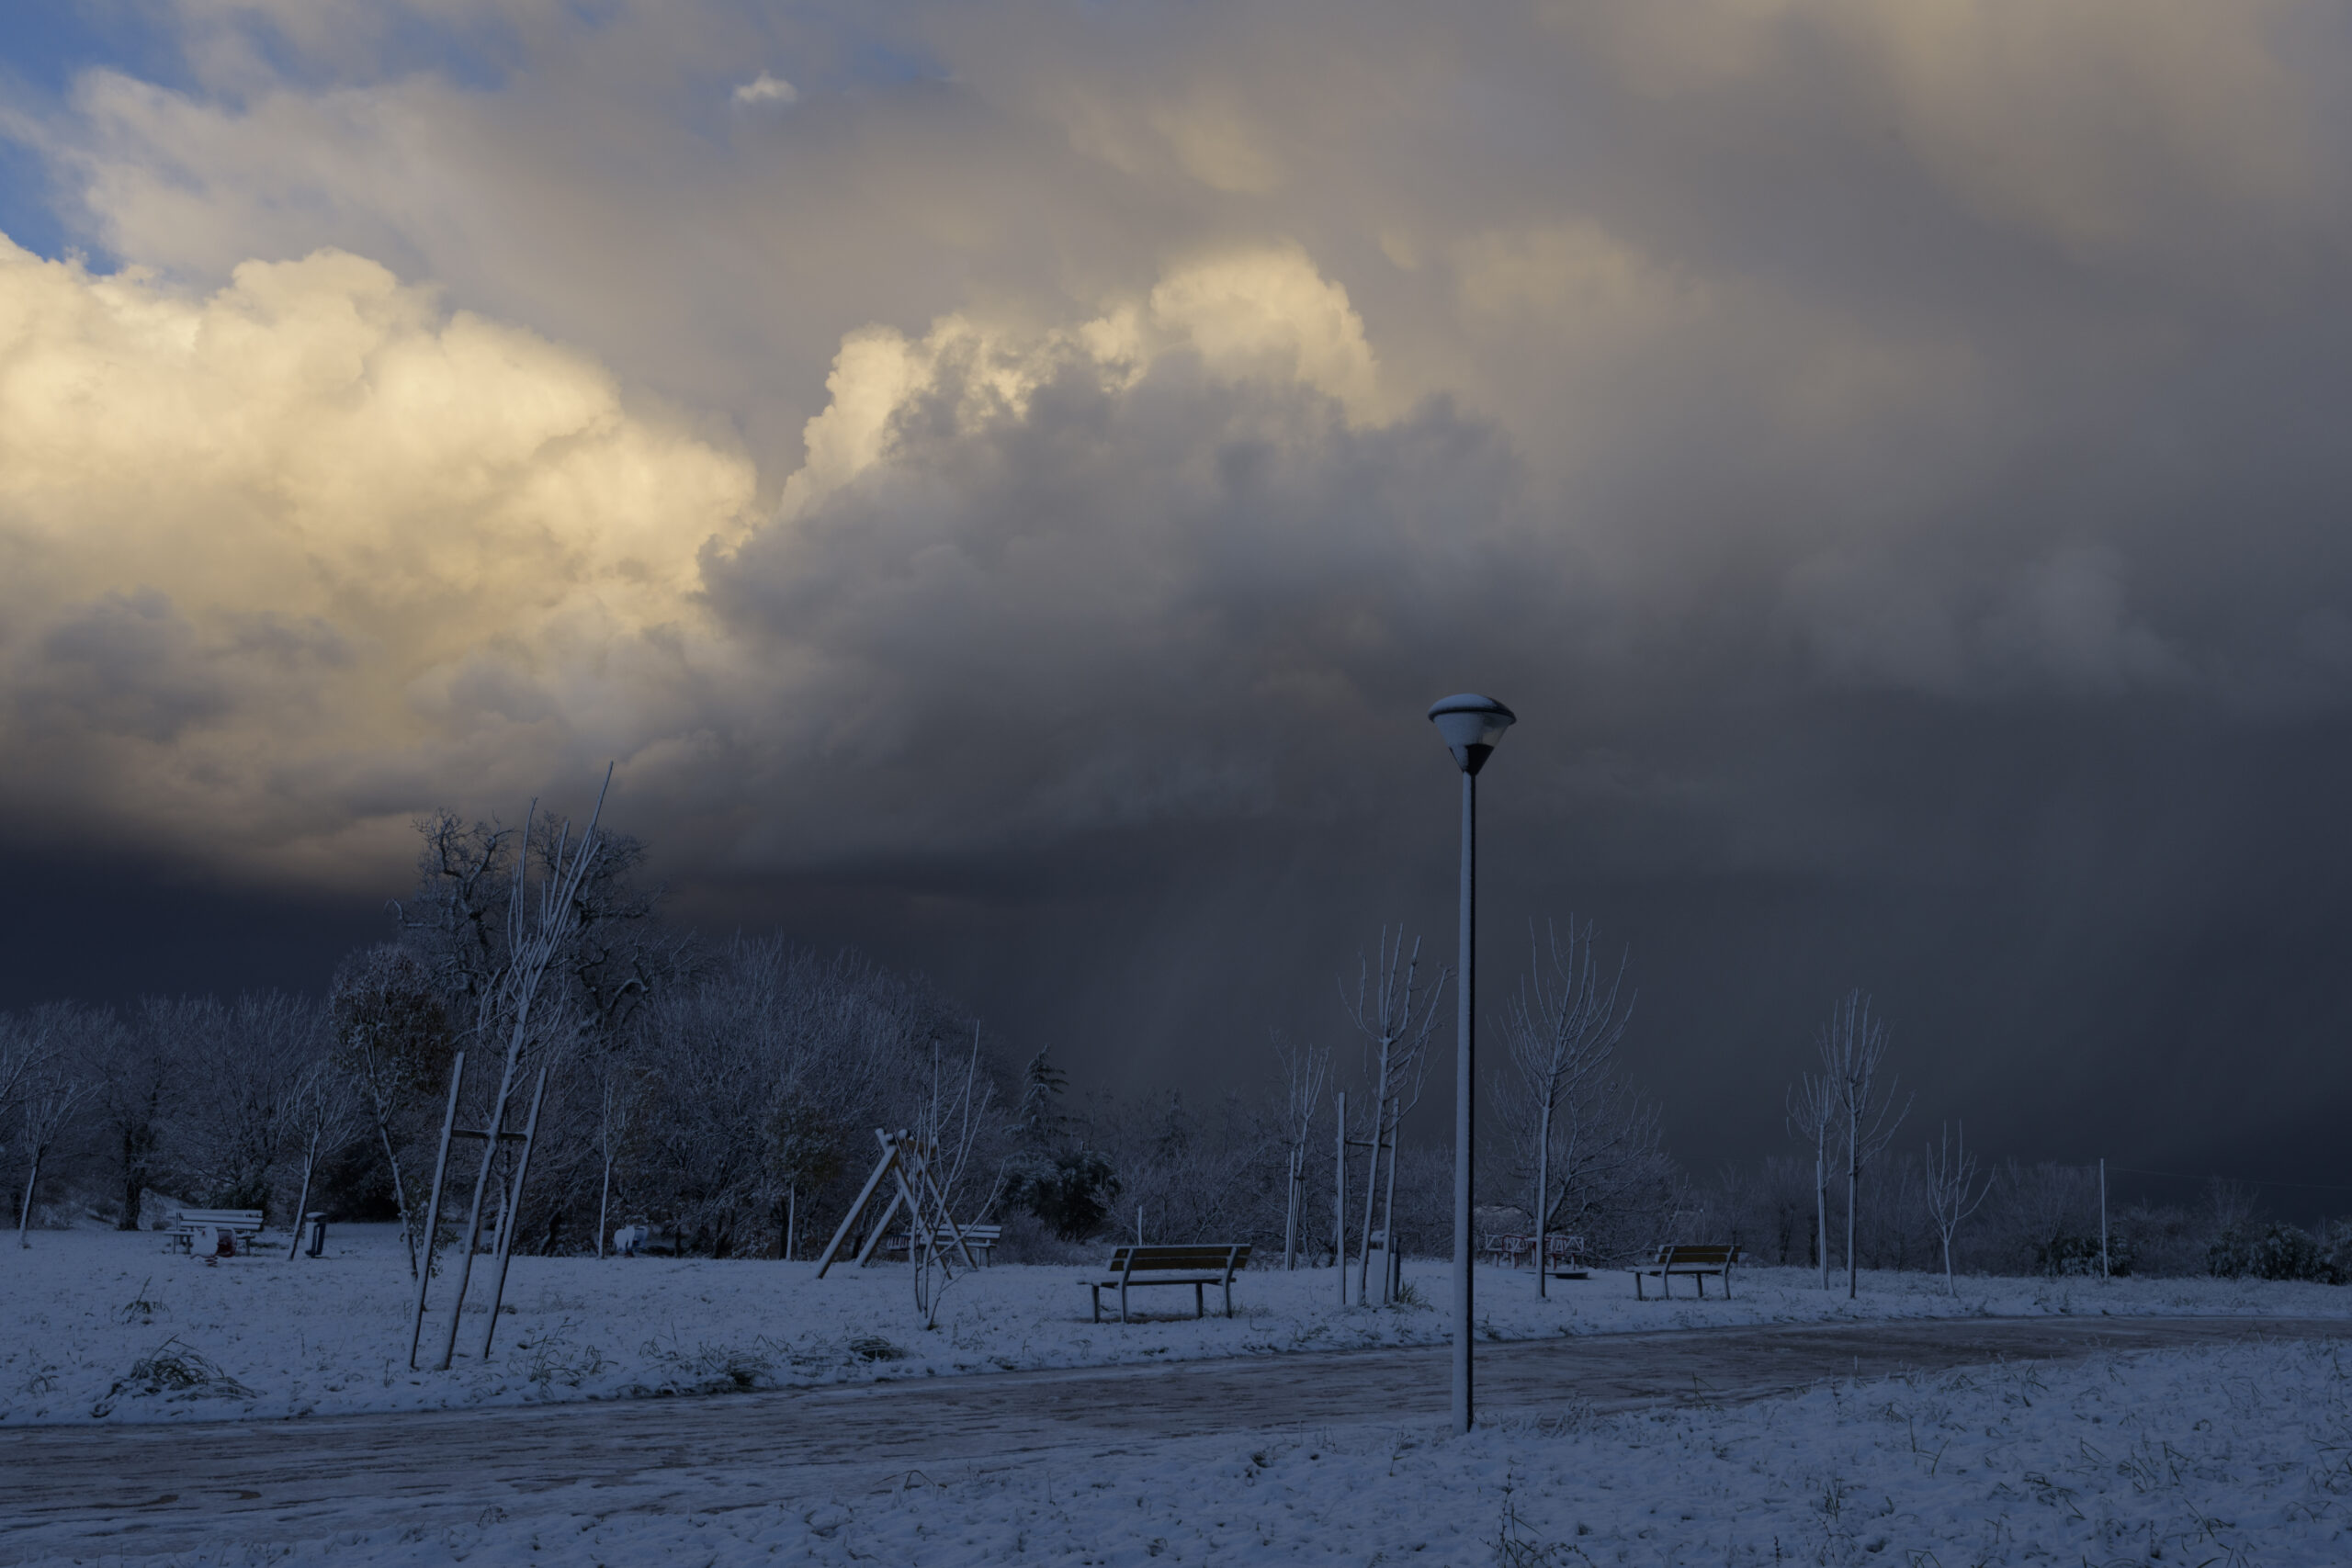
398,810,681,1061
1785,1069,1838,1290
0,1014,41,1128
1340,931,1446,1305
1817,990,1912,1300
910,1023,1001,1329
1922,1121,1993,1294
1269,1032,1329,1269
428,777,611,1370
16,1057,89,1247
279,1061,365,1259
175,994,319,1215
592,1043,646,1259
96,1003,173,1230
1503,919,1634,1297
329,946,453,1277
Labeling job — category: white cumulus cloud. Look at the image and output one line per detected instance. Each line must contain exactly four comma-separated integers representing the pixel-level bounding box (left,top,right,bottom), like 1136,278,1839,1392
731,73,798,107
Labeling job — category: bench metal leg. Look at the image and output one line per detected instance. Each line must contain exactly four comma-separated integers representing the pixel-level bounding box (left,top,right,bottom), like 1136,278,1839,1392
1194,1281,1204,1318
1091,1285,1102,1324
1224,1278,1234,1318
1119,1281,1129,1324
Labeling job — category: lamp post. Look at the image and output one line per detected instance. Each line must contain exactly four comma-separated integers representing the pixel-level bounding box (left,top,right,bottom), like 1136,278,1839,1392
1427,692,1515,1437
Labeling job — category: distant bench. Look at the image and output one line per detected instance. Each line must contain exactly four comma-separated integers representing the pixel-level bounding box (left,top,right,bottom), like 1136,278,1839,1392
168,1209,265,1256
1084,1243,1250,1323
1631,1242,1742,1300
883,1224,1003,1264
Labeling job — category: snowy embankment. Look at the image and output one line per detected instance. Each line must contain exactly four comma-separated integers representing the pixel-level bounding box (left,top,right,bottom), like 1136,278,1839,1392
5,1223,2346,1427
21,1337,2352,1566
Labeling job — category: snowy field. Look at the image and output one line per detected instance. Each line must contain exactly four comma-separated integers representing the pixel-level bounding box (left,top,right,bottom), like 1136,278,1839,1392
6,1222,2348,1427
15,1336,2352,1565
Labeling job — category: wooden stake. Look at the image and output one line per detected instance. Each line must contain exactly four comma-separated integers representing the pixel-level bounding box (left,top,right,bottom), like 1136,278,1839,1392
406,1050,467,1371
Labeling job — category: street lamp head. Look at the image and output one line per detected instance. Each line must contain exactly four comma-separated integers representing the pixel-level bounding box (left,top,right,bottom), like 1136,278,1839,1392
1427,693,1516,775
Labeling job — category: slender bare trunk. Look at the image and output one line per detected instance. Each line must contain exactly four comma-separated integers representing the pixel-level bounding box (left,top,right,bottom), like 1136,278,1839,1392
1846,1103,1860,1300
1334,1090,1347,1298
595,1155,613,1260
1533,1099,1553,1299
378,1118,418,1278
17,1156,40,1248
286,1132,320,1260
1356,1047,1389,1303
1814,1131,1829,1291
1282,1150,1299,1269
1378,1109,1403,1304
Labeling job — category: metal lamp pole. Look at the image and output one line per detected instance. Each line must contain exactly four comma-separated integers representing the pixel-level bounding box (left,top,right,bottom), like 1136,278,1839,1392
1428,693,1515,1436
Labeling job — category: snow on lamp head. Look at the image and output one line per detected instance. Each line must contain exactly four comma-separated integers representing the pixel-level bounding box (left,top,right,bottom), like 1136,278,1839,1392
1426,693,1516,776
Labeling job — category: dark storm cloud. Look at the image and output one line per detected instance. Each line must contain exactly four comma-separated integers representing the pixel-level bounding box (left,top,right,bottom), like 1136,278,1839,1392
5,1,2352,1188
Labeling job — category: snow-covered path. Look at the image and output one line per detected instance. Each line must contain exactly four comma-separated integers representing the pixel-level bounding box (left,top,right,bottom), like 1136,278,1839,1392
5,1314,2344,1564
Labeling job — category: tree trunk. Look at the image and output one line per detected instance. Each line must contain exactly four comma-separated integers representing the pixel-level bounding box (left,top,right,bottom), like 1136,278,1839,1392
1533,1099,1553,1300
1846,1106,1860,1300
1813,1133,1829,1291
596,1153,613,1259
118,1122,153,1232
375,1115,417,1279
17,1154,40,1247
1282,1150,1299,1270
1356,1047,1389,1304
1378,1109,1403,1305
286,1132,320,1261
1333,1090,1347,1298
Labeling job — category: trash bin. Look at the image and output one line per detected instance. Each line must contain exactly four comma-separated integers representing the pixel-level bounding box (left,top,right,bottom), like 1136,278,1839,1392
302,1213,327,1258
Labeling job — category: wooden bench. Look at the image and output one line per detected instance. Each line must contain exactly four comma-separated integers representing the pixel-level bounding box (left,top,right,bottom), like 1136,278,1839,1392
167,1209,266,1256
884,1224,1003,1264
1084,1243,1250,1323
1631,1242,1741,1300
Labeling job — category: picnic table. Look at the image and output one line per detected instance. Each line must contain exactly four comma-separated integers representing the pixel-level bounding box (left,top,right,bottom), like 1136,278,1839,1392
168,1209,265,1256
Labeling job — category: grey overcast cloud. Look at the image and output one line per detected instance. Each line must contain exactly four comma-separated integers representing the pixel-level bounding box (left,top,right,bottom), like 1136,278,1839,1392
4,1,2351,1194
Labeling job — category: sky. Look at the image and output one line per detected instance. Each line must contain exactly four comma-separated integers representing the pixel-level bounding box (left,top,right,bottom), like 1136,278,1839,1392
4,1,2352,1201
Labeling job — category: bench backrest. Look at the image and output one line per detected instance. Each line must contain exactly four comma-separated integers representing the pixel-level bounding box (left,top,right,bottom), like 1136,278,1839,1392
1104,1243,1250,1276
906,1224,1002,1243
174,1209,265,1228
1654,1242,1739,1266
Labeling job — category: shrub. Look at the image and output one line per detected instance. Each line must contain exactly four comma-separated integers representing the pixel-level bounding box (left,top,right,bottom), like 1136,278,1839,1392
2210,1221,2344,1283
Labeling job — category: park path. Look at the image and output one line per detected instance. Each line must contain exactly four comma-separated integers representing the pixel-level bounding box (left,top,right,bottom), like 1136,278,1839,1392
3,1314,2344,1562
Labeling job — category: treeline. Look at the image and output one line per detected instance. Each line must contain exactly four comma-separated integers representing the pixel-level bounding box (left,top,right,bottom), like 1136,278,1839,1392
1692,1155,2352,1284
0,801,1685,1269
1,804,2336,1281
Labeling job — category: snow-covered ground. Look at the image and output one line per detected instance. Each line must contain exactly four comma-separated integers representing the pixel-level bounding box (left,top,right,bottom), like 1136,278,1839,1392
17,1336,2352,1565
6,1222,2347,1427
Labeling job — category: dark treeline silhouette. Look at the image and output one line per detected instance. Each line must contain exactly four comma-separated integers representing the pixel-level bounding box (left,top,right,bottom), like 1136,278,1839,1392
3,807,2346,1281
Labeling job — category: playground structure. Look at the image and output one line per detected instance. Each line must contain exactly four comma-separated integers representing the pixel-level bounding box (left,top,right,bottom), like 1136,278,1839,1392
814,1129,980,1277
